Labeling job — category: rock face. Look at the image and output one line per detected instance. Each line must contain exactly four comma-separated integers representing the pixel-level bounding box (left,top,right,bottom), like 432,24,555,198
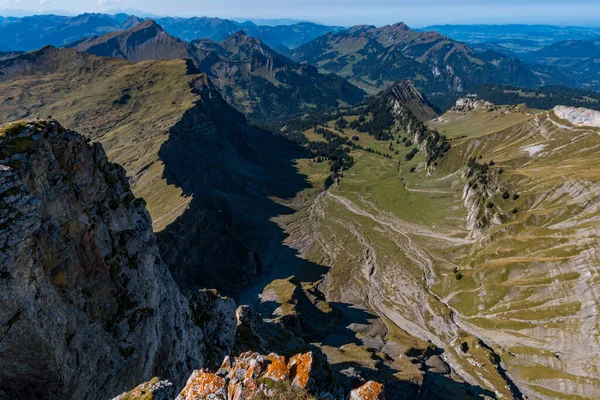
233,305,306,357
452,97,495,112
113,378,175,400
387,80,438,122
553,105,600,127
189,289,237,368
0,120,235,399
175,351,345,400
349,381,386,400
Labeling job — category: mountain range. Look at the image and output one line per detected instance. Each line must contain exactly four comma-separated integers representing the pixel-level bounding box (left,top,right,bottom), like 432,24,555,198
0,45,304,295
2,13,596,109
519,40,600,90
2,12,600,400
0,12,343,52
66,20,365,121
290,22,564,107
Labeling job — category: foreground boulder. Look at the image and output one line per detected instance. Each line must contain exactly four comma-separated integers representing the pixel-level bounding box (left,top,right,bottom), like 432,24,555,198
113,378,175,400
176,351,347,400
0,120,235,399
349,381,386,400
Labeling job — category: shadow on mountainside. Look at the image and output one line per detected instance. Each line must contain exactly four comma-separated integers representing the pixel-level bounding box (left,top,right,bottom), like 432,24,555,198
153,83,499,399
155,81,314,295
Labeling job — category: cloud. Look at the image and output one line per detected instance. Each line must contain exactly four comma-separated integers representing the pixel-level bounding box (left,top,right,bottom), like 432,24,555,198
97,0,127,6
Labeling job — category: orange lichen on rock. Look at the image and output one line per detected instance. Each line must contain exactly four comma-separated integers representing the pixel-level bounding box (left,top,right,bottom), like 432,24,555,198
174,350,361,399
350,381,386,400
227,352,268,381
287,352,313,389
177,369,227,400
263,353,290,382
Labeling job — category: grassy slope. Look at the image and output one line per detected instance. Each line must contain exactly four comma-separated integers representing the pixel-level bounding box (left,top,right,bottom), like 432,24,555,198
0,53,197,231
278,114,514,397
433,110,600,398
279,106,600,399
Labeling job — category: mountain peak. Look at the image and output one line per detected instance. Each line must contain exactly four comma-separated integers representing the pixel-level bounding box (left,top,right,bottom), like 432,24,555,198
133,19,163,31
389,21,410,31
348,24,376,34
121,15,144,30
222,30,271,55
68,19,190,63
385,80,438,121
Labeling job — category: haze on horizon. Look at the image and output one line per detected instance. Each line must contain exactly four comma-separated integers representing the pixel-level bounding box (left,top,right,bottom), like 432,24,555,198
1,0,600,27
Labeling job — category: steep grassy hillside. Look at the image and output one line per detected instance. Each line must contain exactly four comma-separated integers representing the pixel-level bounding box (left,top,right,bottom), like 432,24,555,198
258,93,600,399
0,46,309,295
69,22,365,122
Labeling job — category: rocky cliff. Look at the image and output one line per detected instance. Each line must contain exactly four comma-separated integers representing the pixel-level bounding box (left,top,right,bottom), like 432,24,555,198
0,119,236,399
0,46,306,296
387,80,438,122
553,105,600,127
116,350,385,400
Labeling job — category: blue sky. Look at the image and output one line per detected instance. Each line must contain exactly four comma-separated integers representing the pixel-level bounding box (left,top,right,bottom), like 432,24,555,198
1,0,600,27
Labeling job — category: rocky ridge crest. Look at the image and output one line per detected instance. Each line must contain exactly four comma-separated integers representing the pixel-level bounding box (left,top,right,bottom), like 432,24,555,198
0,119,236,399
553,105,600,127
116,350,386,400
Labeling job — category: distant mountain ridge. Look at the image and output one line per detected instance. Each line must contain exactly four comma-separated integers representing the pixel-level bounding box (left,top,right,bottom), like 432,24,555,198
0,12,343,52
189,30,365,121
523,40,600,63
68,20,192,62
69,21,365,121
291,22,551,107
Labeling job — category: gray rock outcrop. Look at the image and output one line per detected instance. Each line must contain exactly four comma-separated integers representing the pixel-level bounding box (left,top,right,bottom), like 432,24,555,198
553,105,600,127
0,119,235,399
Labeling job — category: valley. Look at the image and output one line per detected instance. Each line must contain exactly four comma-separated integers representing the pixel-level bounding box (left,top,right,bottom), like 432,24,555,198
234,91,600,399
1,10,600,400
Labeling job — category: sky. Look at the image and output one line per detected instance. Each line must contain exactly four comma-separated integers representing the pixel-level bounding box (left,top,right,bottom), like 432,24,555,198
1,0,600,27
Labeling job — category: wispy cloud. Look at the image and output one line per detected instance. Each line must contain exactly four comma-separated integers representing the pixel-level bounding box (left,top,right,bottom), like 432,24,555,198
97,0,127,6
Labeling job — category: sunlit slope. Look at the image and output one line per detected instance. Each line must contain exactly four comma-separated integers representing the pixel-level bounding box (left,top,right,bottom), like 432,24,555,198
434,109,600,399
429,108,534,141
0,46,197,230
280,112,522,398
0,46,307,293
283,105,600,398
